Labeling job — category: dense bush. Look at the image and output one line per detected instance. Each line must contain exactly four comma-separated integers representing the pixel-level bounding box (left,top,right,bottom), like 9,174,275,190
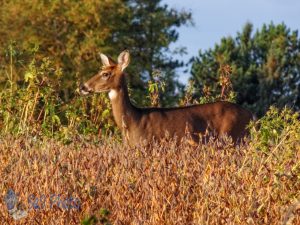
0,47,117,143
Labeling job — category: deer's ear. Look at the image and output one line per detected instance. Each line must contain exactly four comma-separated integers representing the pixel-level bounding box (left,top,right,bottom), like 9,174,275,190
99,53,111,67
118,50,130,71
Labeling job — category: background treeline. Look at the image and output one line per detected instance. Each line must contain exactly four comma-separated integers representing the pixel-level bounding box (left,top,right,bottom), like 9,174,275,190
0,0,300,138
191,23,300,116
0,0,191,105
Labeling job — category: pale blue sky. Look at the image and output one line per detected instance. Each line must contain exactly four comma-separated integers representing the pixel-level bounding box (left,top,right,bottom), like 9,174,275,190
163,0,300,83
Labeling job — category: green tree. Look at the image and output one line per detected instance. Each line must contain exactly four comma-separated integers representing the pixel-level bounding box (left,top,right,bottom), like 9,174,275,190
119,0,192,105
0,0,192,105
0,0,127,100
191,23,300,116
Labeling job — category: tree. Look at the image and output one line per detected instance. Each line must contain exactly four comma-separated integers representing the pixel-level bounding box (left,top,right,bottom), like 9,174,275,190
191,23,300,116
0,0,127,97
92,0,192,105
0,0,192,105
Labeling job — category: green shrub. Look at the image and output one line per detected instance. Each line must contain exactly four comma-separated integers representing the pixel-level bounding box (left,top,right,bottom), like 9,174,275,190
250,106,300,152
0,46,118,142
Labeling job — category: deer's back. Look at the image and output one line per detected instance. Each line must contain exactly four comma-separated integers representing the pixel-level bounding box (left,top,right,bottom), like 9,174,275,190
129,101,253,145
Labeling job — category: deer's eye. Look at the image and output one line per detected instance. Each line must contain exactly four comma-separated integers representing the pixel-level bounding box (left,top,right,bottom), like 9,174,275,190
101,72,110,80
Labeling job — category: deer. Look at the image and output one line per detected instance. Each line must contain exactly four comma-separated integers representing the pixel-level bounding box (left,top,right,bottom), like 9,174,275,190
80,50,254,146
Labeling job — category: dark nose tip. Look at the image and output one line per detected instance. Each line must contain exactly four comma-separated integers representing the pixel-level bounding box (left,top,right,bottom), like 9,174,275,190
79,83,90,94
79,83,85,91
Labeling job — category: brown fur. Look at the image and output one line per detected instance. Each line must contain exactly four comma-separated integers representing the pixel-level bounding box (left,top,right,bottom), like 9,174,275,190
80,51,253,146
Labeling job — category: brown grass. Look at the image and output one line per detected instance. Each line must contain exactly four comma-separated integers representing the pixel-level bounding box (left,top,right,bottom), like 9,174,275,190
0,136,299,224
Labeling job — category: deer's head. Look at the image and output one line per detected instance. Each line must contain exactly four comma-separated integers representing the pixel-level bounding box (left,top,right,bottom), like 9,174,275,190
80,50,130,95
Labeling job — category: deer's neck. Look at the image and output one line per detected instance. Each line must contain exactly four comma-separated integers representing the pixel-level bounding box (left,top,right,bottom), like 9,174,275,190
109,79,139,131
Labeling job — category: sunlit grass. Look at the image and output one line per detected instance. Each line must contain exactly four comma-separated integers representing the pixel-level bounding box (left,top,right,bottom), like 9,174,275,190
1,134,299,224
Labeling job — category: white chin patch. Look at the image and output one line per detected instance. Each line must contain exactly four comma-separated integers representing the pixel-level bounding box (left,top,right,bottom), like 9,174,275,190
80,90,90,95
108,89,118,100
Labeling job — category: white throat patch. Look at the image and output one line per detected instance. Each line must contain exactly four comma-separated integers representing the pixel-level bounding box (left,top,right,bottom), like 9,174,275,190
109,89,118,100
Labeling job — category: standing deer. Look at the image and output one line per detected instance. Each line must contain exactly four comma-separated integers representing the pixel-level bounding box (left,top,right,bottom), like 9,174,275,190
80,50,253,146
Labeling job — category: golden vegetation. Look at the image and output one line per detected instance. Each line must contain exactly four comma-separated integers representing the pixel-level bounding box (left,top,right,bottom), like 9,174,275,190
1,129,299,224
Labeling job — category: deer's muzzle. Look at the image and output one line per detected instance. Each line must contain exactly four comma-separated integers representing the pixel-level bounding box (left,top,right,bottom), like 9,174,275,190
79,83,92,95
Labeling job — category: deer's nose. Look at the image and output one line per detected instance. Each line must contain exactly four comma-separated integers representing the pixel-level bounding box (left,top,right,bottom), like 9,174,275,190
79,83,91,95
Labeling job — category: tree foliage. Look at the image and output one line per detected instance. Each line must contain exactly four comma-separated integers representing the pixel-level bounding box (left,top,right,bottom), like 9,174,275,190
0,0,192,104
120,0,192,105
191,23,300,116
